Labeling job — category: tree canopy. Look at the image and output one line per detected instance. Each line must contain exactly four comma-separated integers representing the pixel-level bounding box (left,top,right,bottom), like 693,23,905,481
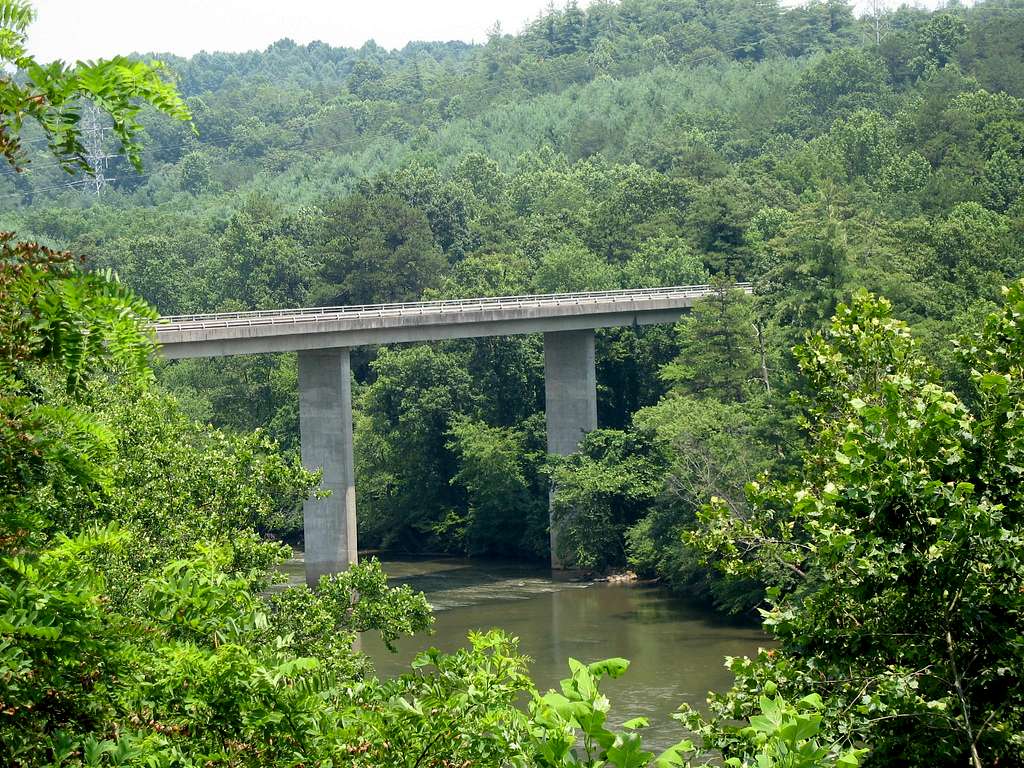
3,0,1024,764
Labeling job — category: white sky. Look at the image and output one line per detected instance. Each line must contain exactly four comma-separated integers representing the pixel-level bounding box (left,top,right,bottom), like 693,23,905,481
27,0,955,63
28,0,571,62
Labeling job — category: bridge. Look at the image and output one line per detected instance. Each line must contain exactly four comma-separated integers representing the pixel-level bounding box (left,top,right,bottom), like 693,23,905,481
157,284,745,585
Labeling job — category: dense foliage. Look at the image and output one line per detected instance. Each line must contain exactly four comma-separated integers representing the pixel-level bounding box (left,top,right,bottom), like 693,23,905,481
5,0,1022,602
0,226,852,767
683,290,1024,766
0,207,446,764
2,9,814,765
3,0,1024,765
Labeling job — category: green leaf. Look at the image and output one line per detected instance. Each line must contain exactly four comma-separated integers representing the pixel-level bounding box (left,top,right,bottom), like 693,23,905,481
589,657,631,680
654,740,695,767
605,732,654,768
796,693,824,711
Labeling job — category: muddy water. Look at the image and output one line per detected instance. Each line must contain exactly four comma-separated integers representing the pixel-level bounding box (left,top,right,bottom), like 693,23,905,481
282,553,766,750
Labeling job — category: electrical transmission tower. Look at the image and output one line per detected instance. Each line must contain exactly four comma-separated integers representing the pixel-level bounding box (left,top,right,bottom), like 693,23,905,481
81,101,113,195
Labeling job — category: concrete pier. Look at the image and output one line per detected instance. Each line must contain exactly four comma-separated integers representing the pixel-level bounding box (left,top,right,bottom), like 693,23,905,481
298,348,357,586
544,329,598,568
156,287,746,575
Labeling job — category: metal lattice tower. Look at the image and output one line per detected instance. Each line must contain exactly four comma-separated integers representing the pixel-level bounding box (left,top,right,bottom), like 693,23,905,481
866,0,889,44
81,102,113,195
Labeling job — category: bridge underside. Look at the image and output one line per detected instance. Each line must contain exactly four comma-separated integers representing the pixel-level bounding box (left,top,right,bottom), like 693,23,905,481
155,286,741,583
160,307,685,359
297,328,598,582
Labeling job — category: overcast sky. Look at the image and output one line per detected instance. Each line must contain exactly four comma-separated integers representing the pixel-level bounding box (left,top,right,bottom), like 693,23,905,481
27,0,954,63
28,0,579,62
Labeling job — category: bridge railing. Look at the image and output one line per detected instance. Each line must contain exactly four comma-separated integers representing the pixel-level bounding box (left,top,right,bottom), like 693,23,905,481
158,283,752,332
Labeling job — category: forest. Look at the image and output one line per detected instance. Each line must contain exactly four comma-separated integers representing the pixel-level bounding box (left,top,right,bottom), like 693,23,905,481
1,0,1023,765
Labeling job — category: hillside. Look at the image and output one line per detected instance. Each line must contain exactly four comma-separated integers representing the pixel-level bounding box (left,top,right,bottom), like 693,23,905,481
3,0,1022,586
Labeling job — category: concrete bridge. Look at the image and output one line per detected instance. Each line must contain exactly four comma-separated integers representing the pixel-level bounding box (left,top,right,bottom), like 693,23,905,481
157,285,746,585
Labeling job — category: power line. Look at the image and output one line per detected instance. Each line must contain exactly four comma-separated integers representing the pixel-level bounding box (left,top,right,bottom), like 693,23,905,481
81,102,115,196
4,124,384,176
0,178,95,197
0,35,801,201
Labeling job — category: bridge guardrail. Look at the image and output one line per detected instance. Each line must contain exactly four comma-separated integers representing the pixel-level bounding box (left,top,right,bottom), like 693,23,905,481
157,283,753,332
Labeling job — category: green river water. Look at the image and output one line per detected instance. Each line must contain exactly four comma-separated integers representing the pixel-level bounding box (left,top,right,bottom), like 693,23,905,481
282,552,766,750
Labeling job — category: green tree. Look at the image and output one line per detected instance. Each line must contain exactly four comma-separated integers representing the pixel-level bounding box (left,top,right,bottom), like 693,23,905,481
661,279,762,402
686,290,1024,767
912,13,968,74
626,394,777,612
791,48,890,134
314,192,445,305
982,147,1024,212
550,428,665,571
932,201,1015,300
357,345,479,551
448,415,549,558
533,242,620,293
684,176,759,276
0,10,446,764
759,191,852,351
364,163,475,259
178,149,212,194
621,235,709,288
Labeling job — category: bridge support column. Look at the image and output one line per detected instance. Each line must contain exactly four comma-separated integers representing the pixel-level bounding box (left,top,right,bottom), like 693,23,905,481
544,329,597,569
298,348,357,587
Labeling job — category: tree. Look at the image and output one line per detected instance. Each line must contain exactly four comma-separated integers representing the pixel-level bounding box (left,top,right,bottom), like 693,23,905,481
2,226,422,762
686,290,1024,767
932,201,1014,300
346,58,386,100
626,394,777,612
661,279,762,402
912,13,968,74
792,48,891,132
0,0,191,172
621,235,709,288
356,345,479,552
982,148,1024,212
363,163,475,259
448,415,548,558
823,109,896,180
549,428,665,571
532,242,620,293
684,176,759,276
179,149,212,194
0,9,444,764
314,192,445,305
759,190,852,352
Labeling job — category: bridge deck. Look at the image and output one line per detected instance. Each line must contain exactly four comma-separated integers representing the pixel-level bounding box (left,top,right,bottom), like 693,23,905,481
156,284,747,359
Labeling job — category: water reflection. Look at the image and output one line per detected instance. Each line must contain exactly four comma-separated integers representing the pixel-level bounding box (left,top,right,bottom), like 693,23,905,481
284,553,767,750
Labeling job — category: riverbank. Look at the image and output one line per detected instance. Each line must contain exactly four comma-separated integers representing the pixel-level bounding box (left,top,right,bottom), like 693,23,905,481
282,551,768,750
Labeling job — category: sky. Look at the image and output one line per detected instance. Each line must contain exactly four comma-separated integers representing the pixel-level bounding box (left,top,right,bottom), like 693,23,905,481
27,0,958,63
28,0,575,62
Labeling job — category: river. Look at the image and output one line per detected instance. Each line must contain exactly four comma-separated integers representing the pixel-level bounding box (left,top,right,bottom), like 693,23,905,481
282,553,767,750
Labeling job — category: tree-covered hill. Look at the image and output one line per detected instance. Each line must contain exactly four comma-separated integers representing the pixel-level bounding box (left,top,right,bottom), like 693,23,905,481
2,0,1023,589
4,0,1022,206
4,2,1024,763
